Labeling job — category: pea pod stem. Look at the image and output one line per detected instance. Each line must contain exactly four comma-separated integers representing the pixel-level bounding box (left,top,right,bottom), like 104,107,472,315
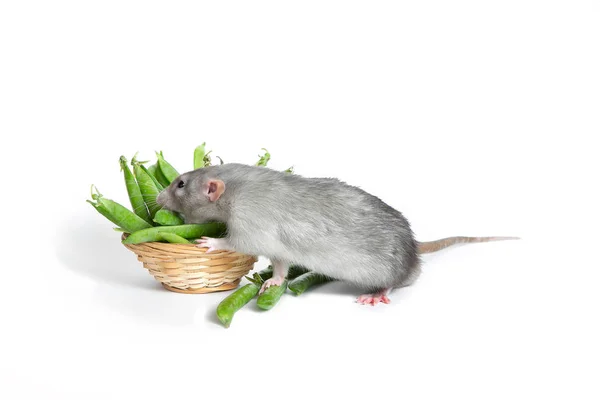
255,148,271,167
193,143,206,169
203,150,213,166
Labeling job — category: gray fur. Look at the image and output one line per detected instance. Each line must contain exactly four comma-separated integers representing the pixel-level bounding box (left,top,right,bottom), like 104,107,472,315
156,163,420,291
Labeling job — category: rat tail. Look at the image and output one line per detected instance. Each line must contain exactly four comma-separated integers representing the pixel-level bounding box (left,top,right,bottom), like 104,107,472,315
417,236,520,254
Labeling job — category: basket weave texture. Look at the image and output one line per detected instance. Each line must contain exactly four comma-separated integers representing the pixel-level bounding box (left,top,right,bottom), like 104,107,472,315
123,238,257,294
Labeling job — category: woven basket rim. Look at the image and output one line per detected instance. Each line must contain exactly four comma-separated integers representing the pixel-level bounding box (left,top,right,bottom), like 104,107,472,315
120,232,256,258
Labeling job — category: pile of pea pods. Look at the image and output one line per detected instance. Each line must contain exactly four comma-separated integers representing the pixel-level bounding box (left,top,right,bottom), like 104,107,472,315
88,145,282,244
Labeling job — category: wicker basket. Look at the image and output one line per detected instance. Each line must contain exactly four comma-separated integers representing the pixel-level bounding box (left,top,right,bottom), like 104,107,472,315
122,235,257,294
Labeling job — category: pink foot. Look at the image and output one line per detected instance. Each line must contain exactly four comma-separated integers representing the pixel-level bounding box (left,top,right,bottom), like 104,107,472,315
356,289,391,306
259,276,285,294
195,236,228,253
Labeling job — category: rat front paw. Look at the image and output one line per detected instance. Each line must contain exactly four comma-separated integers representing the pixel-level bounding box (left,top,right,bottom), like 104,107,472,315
259,276,285,294
195,236,226,253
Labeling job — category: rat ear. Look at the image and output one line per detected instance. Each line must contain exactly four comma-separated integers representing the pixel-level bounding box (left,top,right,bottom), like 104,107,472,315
204,179,225,202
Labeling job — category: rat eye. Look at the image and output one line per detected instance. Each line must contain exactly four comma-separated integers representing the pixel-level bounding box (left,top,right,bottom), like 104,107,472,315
177,180,185,188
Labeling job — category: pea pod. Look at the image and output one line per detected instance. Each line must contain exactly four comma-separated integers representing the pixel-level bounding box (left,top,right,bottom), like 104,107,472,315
128,156,165,190
216,268,271,328
256,280,288,310
143,163,165,191
255,148,271,167
156,232,191,244
153,209,184,226
156,151,180,183
88,186,152,233
122,223,226,244
194,143,207,169
288,271,334,295
132,160,162,219
284,166,294,174
147,162,170,188
288,265,308,278
119,156,152,224
216,282,260,328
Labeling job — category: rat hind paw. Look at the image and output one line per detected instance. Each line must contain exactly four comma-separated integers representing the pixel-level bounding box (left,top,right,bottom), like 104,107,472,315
356,289,391,306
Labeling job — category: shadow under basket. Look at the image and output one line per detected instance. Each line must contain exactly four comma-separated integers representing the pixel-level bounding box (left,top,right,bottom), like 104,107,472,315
122,234,257,294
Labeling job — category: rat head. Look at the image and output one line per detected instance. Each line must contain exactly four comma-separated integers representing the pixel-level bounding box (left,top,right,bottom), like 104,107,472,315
156,168,226,223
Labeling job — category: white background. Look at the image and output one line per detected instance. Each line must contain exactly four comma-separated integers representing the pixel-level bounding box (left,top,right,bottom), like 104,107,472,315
1,1,598,399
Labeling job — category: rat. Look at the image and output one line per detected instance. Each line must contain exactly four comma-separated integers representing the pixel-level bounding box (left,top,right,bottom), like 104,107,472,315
156,163,517,305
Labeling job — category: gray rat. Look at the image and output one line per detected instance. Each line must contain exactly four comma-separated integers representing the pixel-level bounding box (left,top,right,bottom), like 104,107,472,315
156,163,516,305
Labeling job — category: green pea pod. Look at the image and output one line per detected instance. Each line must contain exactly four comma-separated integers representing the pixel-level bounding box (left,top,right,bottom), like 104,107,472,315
88,199,117,225
256,280,288,310
288,271,334,295
255,148,271,167
143,163,165,191
156,151,180,183
88,186,152,233
147,162,170,188
215,267,272,328
132,161,162,219
216,283,260,328
128,156,165,190
255,266,273,281
194,143,206,169
256,267,276,280
153,209,184,226
156,232,191,244
120,156,152,224
122,223,226,244
284,166,294,174
287,265,309,280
